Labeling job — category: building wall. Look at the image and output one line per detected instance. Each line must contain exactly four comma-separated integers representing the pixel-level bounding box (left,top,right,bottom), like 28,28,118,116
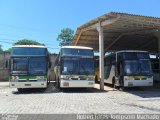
0,52,10,81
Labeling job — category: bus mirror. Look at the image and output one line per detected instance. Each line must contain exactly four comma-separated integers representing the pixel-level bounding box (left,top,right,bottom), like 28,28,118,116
5,59,10,69
58,63,60,66
49,62,52,68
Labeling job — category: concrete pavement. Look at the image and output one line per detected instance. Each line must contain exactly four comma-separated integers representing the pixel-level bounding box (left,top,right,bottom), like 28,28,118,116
0,82,9,88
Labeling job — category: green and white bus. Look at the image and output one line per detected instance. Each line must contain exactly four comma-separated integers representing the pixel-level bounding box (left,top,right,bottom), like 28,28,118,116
8,45,51,92
95,50,153,89
54,46,95,88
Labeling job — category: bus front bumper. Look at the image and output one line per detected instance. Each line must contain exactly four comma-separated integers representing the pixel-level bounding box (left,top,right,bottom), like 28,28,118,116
60,80,95,88
124,80,153,87
10,82,47,88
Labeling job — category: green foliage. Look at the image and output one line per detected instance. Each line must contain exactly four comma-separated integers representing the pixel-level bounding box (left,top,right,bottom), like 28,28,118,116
57,28,74,46
14,39,44,46
4,48,12,52
0,45,11,53
0,45,3,52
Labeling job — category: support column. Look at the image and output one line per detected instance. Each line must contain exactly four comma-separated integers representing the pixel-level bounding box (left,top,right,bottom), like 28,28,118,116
157,32,160,81
155,31,160,83
97,21,104,90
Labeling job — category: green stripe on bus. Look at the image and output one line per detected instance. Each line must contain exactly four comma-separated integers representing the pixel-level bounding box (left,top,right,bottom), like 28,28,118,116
10,75,47,80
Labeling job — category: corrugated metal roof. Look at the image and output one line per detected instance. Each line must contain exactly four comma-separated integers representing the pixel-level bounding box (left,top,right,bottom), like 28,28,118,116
73,12,160,53
77,12,160,30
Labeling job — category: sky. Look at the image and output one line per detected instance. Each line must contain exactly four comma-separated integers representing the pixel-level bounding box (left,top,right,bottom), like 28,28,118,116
0,0,160,53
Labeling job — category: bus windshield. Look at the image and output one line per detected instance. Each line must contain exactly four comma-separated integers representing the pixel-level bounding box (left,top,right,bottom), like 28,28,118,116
29,57,47,75
61,48,93,56
61,57,94,75
80,58,94,75
123,52,150,59
13,58,28,71
12,48,47,56
62,57,79,75
124,60,152,76
12,57,47,75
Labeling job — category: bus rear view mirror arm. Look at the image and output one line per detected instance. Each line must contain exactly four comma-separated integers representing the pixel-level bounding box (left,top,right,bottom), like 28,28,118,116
5,59,11,70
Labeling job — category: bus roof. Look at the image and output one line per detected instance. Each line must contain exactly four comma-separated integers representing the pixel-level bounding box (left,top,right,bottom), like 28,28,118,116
61,46,93,50
105,50,149,58
12,45,46,48
116,50,148,53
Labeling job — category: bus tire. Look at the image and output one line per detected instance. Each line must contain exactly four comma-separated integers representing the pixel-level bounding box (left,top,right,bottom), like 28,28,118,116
47,79,49,85
112,77,116,88
119,86,125,91
47,76,50,85
17,88,24,93
57,78,60,88
54,75,57,82
95,76,99,83
57,78,63,91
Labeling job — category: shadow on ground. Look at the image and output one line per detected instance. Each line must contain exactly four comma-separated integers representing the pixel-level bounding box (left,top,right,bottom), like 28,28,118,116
11,81,160,98
102,82,160,98
123,82,160,98
12,82,107,94
61,87,107,93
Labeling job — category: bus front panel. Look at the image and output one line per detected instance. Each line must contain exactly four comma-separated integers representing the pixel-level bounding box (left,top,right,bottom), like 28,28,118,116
60,75,95,88
10,75,47,88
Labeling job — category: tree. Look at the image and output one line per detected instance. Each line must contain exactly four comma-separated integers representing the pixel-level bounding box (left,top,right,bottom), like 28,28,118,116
0,45,3,52
4,48,12,52
57,28,74,46
14,39,44,46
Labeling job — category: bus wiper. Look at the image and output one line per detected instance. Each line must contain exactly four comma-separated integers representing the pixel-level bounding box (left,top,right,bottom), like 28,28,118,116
68,70,73,75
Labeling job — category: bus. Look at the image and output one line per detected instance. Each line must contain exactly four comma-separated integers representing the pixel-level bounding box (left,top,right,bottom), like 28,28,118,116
8,45,51,92
151,58,160,82
54,46,95,88
95,50,153,89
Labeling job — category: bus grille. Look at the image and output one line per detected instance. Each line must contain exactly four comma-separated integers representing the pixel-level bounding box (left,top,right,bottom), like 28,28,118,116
71,78,79,80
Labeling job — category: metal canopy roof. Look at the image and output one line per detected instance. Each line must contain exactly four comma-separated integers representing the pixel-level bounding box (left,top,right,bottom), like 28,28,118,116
73,12,160,53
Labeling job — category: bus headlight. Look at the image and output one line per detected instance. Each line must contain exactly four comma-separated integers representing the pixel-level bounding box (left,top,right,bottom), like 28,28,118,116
88,76,94,81
63,82,69,86
147,76,153,79
124,76,128,80
88,82,94,85
124,76,133,80
61,76,70,80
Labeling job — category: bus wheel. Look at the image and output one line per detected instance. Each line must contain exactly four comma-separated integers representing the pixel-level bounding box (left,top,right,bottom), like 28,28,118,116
49,76,51,83
57,78,62,91
47,76,50,85
17,88,24,92
119,86,125,91
57,78,60,88
112,77,116,88
54,75,56,82
95,76,99,83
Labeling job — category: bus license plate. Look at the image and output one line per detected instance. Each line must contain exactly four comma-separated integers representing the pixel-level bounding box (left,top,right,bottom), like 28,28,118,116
128,82,133,86
25,84,31,86
63,82,69,86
